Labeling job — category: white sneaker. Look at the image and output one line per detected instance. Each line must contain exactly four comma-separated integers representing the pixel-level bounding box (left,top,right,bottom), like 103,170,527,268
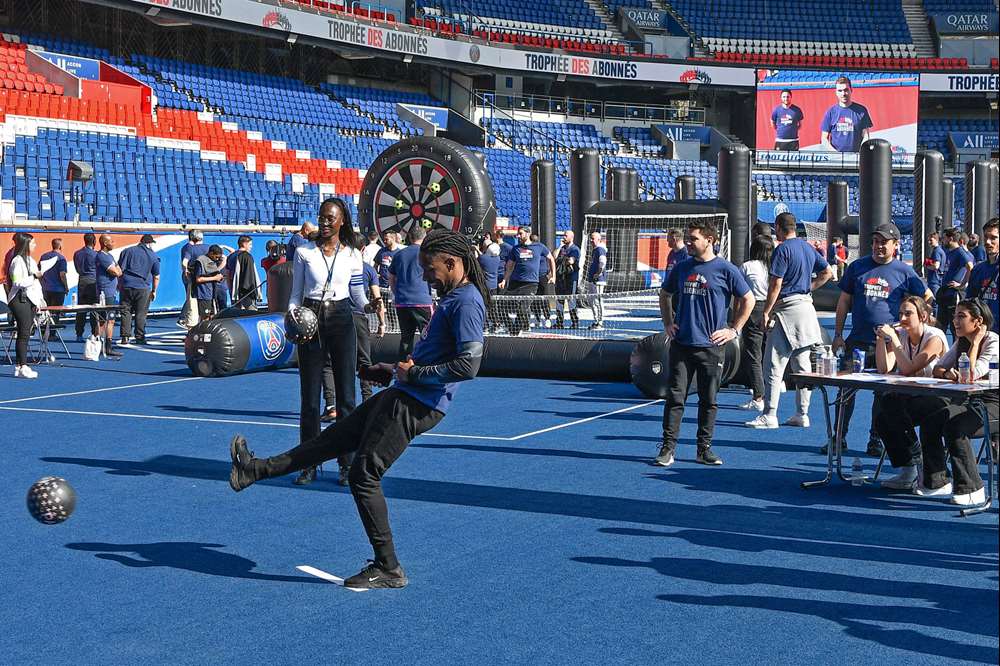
784,414,810,428
950,487,986,506
779,382,788,393
746,414,778,429
739,398,764,411
14,365,38,379
914,482,953,498
881,465,918,490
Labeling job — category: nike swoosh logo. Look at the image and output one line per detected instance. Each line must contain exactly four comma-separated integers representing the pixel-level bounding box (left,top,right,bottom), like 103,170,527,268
368,576,379,582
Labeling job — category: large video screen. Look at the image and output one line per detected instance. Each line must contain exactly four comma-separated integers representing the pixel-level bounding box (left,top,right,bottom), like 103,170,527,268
755,70,919,157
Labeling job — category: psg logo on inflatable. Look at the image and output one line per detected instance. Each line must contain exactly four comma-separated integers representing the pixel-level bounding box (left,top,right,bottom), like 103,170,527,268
256,320,286,361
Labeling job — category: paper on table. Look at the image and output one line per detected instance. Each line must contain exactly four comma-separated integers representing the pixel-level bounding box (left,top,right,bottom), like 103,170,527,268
38,257,59,273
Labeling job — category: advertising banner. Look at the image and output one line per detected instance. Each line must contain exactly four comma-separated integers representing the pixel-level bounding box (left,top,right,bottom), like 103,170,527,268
37,51,102,80
949,131,1000,152
756,70,919,156
931,12,999,35
920,72,1000,92
123,0,754,86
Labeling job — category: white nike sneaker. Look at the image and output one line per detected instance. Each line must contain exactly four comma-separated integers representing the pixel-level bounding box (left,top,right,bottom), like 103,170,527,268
881,465,918,490
14,365,38,379
746,414,778,429
784,414,810,428
915,482,953,498
739,398,764,411
950,487,986,506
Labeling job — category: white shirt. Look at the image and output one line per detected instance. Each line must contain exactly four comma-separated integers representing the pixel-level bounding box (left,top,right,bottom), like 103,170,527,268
741,259,769,301
891,324,948,377
289,242,364,307
8,255,45,307
362,242,381,266
938,331,1000,380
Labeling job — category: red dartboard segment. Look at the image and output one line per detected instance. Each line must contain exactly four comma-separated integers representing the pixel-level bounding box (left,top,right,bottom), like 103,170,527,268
372,157,463,236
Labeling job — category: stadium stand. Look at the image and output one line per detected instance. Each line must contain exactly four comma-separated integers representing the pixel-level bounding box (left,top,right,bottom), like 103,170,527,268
919,118,1000,158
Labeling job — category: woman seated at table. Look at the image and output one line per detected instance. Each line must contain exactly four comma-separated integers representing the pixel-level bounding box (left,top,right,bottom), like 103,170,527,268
872,296,947,490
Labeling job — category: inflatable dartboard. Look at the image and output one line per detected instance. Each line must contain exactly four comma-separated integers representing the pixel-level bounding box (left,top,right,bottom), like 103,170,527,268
359,137,496,239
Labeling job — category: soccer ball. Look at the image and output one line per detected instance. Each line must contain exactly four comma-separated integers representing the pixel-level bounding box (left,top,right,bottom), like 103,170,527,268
394,199,405,210
428,181,441,194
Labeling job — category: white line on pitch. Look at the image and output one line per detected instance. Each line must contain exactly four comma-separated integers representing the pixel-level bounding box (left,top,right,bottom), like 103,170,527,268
508,399,663,441
296,565,368,592
0,406,298,427
0,376,203,405
118,345,186,356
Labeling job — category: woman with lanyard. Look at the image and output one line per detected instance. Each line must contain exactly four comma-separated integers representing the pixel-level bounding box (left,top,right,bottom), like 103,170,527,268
289,198,366,486
6,232,43,379
871,295,948,490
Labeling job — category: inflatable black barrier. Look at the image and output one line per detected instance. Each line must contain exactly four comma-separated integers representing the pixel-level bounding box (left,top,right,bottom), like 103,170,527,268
631,333,742,398
186,312,295,377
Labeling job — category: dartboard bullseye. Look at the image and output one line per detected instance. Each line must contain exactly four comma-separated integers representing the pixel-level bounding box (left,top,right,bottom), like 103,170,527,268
359,137,496,240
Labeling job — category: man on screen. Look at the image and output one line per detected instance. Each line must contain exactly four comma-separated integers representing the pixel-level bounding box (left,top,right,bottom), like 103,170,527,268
820,76,873,153
771,89,803,151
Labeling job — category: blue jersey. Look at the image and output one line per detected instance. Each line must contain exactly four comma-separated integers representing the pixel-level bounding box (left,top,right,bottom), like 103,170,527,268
192,259,220,300
73,246,97,281
966,260,999,333
840,257,927,343
394,284,485,414
39,251,67,293
971,245,987,263
942,246,974,286
820,102,873,152
390,244,432,307
588,245,608,284
374,246,400,289
771,104,803,141
285,234,310,262
95,251,119,297
181,242,207,265
771,237,828,298
663,256,751,348
507,242,550,283
926,245,947,292
478,253,501,290
350,263,378,315
118,244,160,290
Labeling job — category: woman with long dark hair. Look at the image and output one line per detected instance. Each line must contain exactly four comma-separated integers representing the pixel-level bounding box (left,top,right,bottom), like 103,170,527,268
738,234,774,410
228,229,488,589
288,197,364,486
7,232,43,378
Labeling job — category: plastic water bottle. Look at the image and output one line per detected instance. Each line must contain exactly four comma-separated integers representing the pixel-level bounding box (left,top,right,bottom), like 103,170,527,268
71,293,77,306
851,457,864,486
835,348,845,373
990,360,999,387
957,352,971,384
824,346,836,376
98,291,106,307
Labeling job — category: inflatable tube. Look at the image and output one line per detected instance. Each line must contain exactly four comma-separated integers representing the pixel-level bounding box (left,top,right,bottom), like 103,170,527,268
370,333,634,381
631,333,742,398
186,312,295,377
570,148,601,242
826,180,849,247
267,261,294,313
675,175,696,201
964,160,999,237
605,167,630,201
357,137,496,239
859,139,892,257
942,179,954,230
912,151,944,279
812,282,841,312
623,168,639,202
531,159,556,248
718,144,752,266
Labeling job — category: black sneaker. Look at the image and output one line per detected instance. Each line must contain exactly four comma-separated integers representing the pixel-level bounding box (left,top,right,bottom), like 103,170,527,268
696,448,723,466
654,443,675,467
866,437,884,457
229,435,259,492
293,466,316,486
344,560,408,589
338,466,350,487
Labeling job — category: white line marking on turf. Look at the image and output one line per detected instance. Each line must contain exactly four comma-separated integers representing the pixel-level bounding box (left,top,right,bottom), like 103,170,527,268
0,376,203,405
508,399,663,441
118,345,186,356
296,565,368,592
0,406,298,427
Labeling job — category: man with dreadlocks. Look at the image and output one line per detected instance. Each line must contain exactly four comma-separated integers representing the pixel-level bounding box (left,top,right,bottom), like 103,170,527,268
227,228,488,589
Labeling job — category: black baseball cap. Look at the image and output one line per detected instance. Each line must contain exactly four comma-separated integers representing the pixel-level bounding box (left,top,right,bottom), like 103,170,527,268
872,223,900,241
140,234,155,244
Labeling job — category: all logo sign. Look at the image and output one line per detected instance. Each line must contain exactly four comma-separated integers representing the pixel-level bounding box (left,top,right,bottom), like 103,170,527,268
257,319,286,361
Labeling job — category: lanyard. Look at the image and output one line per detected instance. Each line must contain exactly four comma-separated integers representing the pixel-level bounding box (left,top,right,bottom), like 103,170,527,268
905,327,925,360
320,245,340,300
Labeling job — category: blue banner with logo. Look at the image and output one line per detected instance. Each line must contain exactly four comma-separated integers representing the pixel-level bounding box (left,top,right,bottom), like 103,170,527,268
949,132,1000,152
37,51,101,79
397,104,449,129
931,12,999,35
654,123,711,144
233,312,295,371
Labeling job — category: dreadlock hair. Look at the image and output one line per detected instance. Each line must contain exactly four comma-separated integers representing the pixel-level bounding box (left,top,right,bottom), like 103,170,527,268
421,229,492,309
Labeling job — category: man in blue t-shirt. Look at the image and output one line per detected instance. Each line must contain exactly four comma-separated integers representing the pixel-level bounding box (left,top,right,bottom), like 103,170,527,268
554,230,581,329
820,76,873,153
191,245,227,321
179,229,207,328
530,233,555,325
285,221,317,262
831,223,933,455
39,238,68,326
936,227,975,339
968,233,987,264
228,229,487,590
374,231,402,292
966,218,998,333
502,226,554,335
477,237,502,332
349,258,386,403
390,227,433,358
924,231,947,294
747,213,833,430
771,89,804,151
95,234,124,358
585,231,610,330
117,234,161,344
73,233,100,340
656,220,755,467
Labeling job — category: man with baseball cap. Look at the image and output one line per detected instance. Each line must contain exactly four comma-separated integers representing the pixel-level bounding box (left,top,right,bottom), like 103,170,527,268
117,234,160,344
827,223,933,455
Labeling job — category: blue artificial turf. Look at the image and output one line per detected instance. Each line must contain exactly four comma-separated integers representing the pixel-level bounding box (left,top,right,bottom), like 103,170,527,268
0,318,996,665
